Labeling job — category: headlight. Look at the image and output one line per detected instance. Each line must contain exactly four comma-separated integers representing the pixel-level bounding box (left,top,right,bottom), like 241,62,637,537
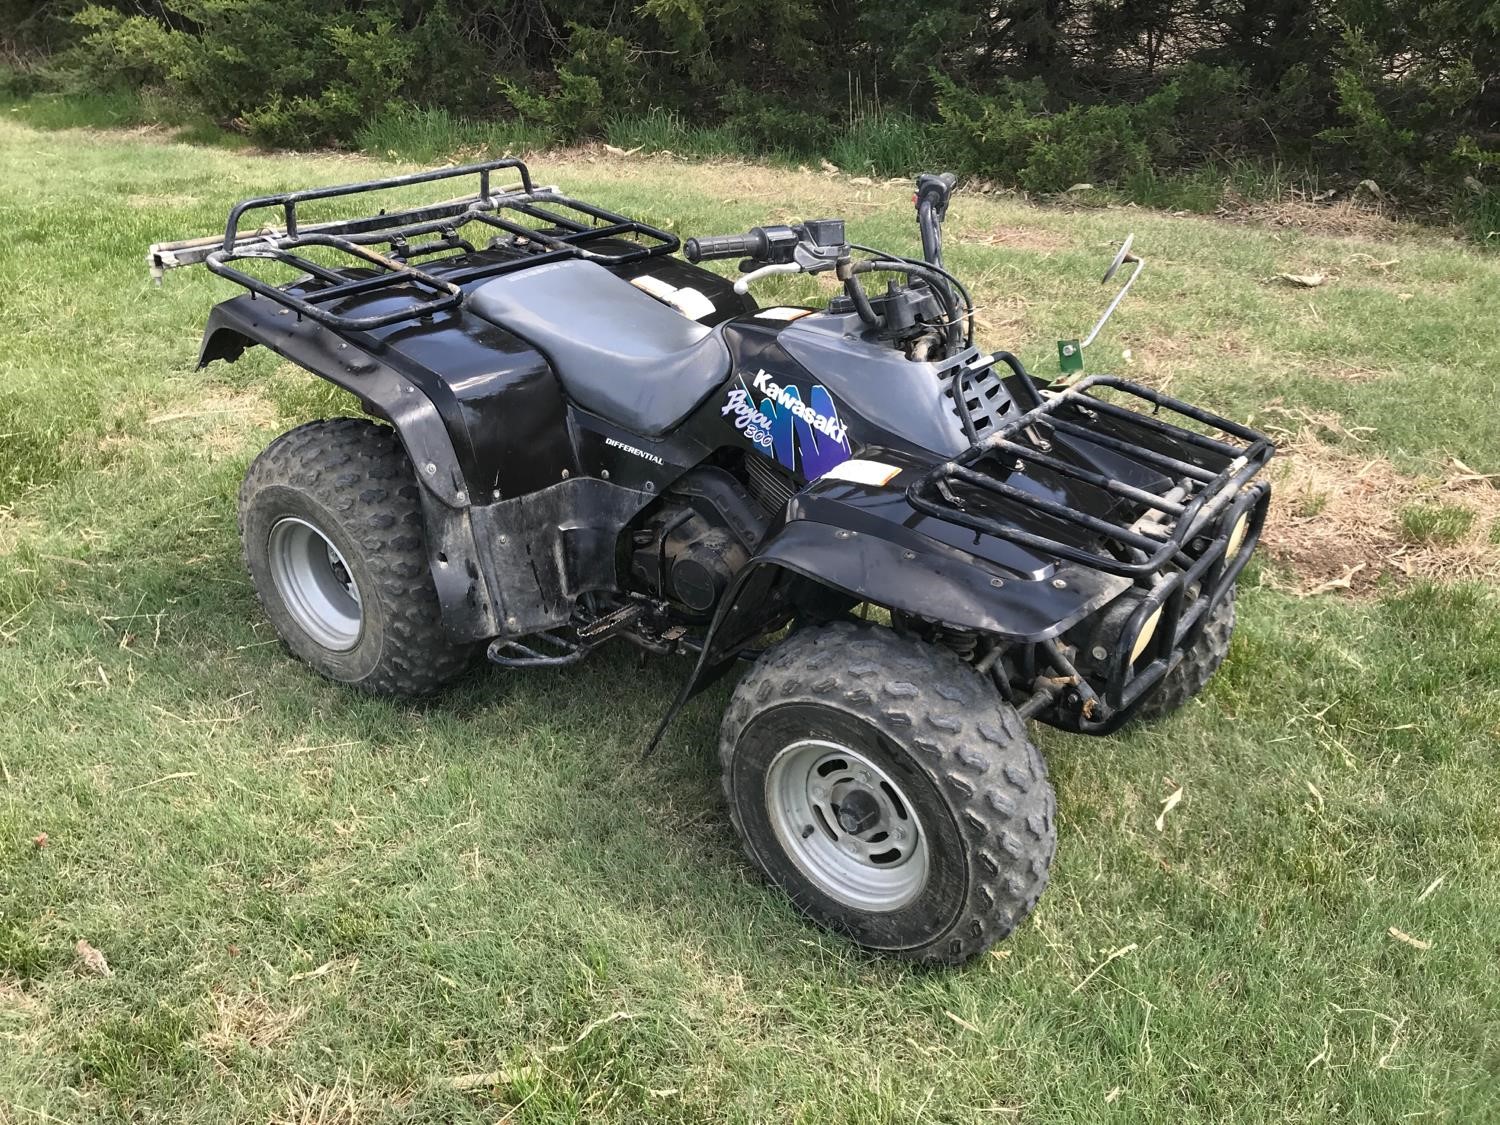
1129,604,1163,664
1226,511,1251,558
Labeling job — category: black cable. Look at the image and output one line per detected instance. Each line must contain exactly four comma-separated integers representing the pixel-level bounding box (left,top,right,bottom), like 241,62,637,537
842,273,883,332
850,243,974,346
867,258,966,351
851,244,973,316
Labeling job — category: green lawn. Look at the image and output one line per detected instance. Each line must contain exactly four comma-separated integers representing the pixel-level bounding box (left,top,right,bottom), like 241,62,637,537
1,117,1498,1123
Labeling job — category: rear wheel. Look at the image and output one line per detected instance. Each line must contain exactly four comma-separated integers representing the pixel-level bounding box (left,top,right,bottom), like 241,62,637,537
238,418,473,695
1133,587,1236,722
720,622,1055,965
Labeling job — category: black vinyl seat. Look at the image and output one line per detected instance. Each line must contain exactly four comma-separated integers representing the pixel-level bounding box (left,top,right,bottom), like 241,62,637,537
466,258,731,437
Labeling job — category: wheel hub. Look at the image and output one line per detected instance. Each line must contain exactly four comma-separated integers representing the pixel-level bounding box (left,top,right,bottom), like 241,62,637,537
267,516,363,651
833,787,881,834
764,739,929,912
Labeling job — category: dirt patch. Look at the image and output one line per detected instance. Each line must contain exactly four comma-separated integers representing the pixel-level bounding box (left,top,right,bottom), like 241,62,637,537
1259,413,1500,595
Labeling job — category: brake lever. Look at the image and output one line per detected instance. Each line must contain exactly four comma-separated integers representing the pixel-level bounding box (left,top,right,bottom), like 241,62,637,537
733,262,802,295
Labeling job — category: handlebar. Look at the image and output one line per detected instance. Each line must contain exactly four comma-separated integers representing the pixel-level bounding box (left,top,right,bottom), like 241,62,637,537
684,230,770,262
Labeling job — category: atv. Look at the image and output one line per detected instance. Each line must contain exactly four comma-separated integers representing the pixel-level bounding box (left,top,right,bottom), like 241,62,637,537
149,160,1273,965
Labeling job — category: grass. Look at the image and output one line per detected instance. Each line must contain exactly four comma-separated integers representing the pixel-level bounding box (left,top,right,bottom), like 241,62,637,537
604,110,750,162
354,105,552,165
1,114,1499,1123
1399,504,1476,547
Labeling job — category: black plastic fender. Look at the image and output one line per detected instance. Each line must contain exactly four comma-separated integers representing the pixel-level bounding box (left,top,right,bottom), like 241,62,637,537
198,302,501,640
645,474,1131,751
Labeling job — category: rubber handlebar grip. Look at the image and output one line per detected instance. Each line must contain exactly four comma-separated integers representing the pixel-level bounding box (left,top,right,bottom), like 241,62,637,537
684,230,767,262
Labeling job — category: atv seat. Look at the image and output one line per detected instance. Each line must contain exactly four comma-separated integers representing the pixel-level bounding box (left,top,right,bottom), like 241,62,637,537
466,258,730,438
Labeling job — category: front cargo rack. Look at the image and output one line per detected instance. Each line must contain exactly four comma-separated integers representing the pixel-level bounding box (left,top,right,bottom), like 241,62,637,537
907,374,1275,578
146,158,679,332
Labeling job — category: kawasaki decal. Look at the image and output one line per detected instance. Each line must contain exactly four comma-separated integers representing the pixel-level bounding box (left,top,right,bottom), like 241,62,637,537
721,369,851,477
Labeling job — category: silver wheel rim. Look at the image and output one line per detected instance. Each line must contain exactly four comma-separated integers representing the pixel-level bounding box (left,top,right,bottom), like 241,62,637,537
764,738,929,912
267,517,363,651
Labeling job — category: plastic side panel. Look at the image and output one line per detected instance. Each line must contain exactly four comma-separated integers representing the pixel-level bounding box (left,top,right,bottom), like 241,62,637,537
470,477,655,635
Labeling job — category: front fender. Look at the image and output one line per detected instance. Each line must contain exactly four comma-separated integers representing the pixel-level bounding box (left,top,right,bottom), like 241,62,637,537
645,477,1129,750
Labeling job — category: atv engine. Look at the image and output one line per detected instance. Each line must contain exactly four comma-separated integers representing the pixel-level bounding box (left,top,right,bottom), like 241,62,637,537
629,468,763,617
632,512,747,614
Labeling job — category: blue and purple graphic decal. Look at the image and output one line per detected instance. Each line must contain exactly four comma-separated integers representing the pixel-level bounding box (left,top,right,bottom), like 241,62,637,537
721,369,851,478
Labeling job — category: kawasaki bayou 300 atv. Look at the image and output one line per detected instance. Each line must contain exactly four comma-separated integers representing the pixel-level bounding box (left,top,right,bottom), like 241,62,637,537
150,161,1273,965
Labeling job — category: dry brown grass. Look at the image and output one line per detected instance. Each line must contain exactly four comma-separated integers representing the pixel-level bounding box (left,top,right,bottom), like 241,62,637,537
955,224,1072,253
126,193,200,209
0,980,47,1054
1261,414,1500,594
201,987,307,1060
1218,193,1417,241
146,388,280,457
270,1076,363,1125
0,511,37,557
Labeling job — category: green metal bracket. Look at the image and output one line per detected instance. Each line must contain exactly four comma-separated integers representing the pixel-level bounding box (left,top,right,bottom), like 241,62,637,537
1057,338,1084,375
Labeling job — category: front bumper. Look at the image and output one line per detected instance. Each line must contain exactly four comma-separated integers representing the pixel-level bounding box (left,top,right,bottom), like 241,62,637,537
905,373,1275,733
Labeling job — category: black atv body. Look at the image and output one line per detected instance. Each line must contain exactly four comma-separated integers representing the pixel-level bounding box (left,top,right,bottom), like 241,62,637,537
152,158,1273,962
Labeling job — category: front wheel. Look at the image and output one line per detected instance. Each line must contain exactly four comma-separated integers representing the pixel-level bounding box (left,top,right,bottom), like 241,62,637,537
719,622,1056,965
238,418,474,696
1132,586,1237,723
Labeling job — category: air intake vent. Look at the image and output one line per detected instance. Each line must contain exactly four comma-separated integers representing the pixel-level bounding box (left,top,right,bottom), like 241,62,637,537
745,455,797,516
943,365,1013,436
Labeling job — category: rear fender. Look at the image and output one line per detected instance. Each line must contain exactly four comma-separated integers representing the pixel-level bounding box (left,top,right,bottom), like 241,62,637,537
198,302,500,641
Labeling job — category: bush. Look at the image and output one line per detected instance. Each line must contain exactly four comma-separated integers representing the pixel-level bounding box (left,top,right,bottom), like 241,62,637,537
1319,26,1499,198
931,65,1254,194
501,24,639,141
8,0,1498,241
64,1,430,147
68,6,187,91
719,87,840,158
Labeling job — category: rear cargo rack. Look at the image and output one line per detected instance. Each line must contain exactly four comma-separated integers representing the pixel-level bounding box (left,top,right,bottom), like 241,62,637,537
907,374,1274,578
146,158,679,332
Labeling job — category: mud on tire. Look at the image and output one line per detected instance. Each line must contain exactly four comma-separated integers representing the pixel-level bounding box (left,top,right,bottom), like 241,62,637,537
719,621,1056,965
238,417,473,696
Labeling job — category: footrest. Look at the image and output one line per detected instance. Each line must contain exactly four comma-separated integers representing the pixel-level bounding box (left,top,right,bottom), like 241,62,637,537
486,630,587,668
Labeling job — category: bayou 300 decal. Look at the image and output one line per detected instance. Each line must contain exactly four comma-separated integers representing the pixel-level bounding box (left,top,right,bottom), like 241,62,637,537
722,369,851,478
